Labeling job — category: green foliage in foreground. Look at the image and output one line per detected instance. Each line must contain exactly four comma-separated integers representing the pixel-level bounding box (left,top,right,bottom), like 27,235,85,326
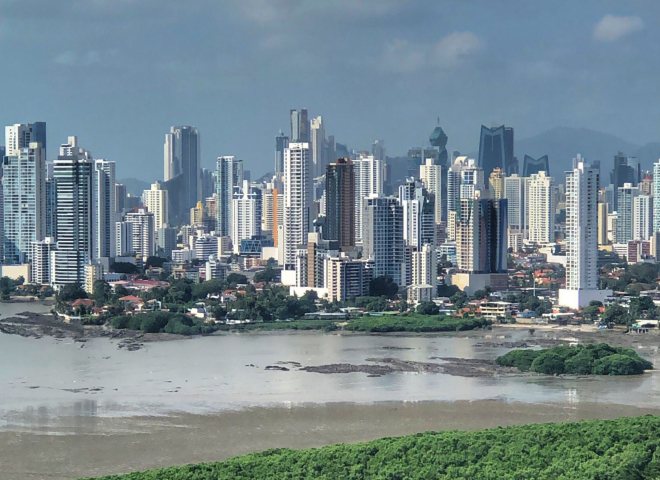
497,343,653,375
110,312,216,335
345,314,491,333
218,319,338,332
86,416,660,480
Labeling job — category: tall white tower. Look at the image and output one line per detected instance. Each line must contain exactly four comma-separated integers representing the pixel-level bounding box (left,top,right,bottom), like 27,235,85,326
93,159,116,259
354,153,383,243
143,181,169,231
283,142,311,267
419,158,443,225
559,156,611,309
527,171,554,243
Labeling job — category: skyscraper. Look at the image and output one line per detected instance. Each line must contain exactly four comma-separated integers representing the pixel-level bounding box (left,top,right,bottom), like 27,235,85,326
429,124,448,166
477,125,515,178
290,109,309,143
633,194,653,241
325,158,355,251
522,155,550,177
52,137,94,287
231,180,262,254
654,160,660,233
419,158,443,224
310,115,326,178
398,178,435,249
143,181,169,232
93,159,116,259
124,208,155,261
214,155,244,237
283,142,311,267
559,156,610,309
163,126,201,226
354,153,384,243
1,142,46,264
488,168,505,200
504,174,528,232
275,130,289,176
5,122,47,157
527,171,554,243
362,197,405,287
610,152,640,211
615,183,639,244
447,156,484,215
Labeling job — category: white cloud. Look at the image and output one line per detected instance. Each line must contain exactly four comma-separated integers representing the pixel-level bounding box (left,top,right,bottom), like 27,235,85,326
381,31,482,73
593,15,643,42
430,31,482,67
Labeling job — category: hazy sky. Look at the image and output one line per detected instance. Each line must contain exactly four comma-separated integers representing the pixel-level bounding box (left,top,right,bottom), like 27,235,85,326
1,0,658,179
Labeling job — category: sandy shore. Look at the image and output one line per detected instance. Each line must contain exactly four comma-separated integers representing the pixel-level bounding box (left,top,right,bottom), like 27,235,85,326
1,400,658,480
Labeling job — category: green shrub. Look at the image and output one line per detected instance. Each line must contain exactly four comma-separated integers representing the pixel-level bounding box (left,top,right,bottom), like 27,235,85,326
496,349,541,371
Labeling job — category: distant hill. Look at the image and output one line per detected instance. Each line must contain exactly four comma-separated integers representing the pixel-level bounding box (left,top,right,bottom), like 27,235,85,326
118,177,150,197
516,127,639,176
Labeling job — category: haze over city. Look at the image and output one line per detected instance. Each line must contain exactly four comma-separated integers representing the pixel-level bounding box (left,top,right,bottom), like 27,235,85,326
2,0,660,178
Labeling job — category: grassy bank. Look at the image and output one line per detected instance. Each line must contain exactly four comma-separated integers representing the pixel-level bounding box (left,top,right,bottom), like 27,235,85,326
344,314,491,333
497,343,654,375
218,319,338,332
85,416,659,479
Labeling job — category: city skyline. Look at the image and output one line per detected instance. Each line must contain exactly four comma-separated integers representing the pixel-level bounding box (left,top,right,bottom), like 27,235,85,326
1,1,659,179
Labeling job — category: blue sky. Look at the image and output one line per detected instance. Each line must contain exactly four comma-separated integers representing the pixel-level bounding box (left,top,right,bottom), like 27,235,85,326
1,0,658,179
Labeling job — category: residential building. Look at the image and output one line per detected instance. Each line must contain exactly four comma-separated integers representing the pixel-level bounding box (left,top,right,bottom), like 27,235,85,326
633,194,653,241
362,197,405,287
231,180,262,254
93,159,116,259
325,158,355,251
163,126,201,225
615,183,639,243
527,171,554,243
143,181,168,232
214,155,243,237
283,142,311,267
325,256,374,302
420,158,444,224
354,153,384,243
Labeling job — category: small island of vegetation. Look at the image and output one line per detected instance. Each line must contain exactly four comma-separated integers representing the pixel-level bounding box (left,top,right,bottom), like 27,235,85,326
85,416,659,480
497,343,653,375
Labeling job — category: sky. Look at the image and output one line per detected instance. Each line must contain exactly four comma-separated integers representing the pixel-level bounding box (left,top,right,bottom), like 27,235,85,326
1,0,659,180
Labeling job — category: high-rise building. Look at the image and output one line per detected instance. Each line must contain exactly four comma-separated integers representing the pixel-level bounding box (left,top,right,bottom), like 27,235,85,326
124,208,155,261
262,178,283,246
93,159,116,259
447,156,484,215
399,178,435,249
610,152,640,211
372,139,385,161
52,137,94,287
419,158,443,224
143,181,169,232
114,183,127,215
157,226,177,259
325,256,374,302
488,168,505,200
429,124,449,166
597,201,608,246
30,237,56,285
504,174,528,232
5,122,46,157
163,126,201,226
362,197,405,287
522,155,550,177
231,180,262,254
45,165,57,239
190,201,205,227
305,232,339,288
325,158,355,251
478,125,515,178
290,109,309,143
455,195,508,274
283,142,311,267
653,160,660,233
615,183,639,244
527,171,554,243
559,156,610,309
409,243,437,304
1,142,46,264
310,115,326,178
214,155,244,237
275,130,289,176
633,194,653,241
354,153,384,243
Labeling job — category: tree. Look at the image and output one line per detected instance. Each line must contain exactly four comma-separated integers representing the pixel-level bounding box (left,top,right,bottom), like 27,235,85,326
629,296,656,319
226,273,248,285
254,268,280,283
145,256,168,269
416,301,440,315
450,291,468,309
112,262,140,274
602,304,630,325
369,276,398,298
530,352,565,375
92,280,111,306
0,277,14,301
472,289,488,300
56,283,87,303
168,279,193,304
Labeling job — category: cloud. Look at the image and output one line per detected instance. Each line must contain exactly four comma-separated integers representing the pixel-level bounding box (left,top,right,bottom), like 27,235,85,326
381,31,482,73
593,15,643,42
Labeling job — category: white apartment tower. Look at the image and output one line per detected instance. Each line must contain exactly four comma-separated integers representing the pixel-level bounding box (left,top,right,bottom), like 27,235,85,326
354,153,384,243
527,171,554,243
231,180,262,254
559,156,611,309
653,159,660,233
283,142,311,267
215,156,244,237
93,159,116,259
143,181,169,231
124,208,155,261
633,195,653,241
419,158,443,224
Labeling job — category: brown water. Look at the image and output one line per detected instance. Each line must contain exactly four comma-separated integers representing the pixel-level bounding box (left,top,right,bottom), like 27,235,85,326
0,310,658,479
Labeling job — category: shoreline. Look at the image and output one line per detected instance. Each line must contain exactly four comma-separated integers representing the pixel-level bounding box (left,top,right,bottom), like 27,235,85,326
2,399,658,480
